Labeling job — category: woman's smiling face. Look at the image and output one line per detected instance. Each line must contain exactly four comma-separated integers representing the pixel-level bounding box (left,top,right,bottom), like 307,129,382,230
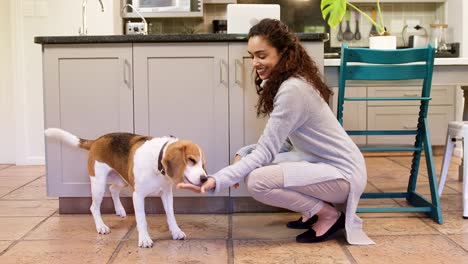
247,36,281,80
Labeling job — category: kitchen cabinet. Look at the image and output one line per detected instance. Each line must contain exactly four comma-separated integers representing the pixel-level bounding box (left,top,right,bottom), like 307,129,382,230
331,85,455,146
366,85,455,145
133,43,229,197
43,44,134,197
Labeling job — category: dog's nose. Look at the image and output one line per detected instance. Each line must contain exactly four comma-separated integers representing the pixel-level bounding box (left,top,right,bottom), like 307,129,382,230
200,175,208,184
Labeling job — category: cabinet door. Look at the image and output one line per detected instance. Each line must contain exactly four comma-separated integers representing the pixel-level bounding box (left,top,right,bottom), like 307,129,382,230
43,44,134,197
228,43,267,196
367,105,454,145
229,42,325,196
134,43,229,196
330,87,367,145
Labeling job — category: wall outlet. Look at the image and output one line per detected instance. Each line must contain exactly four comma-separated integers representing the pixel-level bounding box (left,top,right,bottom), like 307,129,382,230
405,19,421,33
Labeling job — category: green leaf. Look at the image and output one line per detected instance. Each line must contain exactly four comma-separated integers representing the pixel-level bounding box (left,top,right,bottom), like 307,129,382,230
321,0,347,28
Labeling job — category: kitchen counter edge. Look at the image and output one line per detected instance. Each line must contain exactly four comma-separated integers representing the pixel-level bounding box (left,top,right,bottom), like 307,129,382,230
34,33,328,44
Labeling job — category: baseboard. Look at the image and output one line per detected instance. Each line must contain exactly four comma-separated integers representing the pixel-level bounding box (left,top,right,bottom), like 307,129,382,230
59,197,289,214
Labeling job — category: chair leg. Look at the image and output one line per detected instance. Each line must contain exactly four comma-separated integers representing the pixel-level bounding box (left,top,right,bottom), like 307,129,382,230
439,133,455,196
462,139,468,218
422,119,443,224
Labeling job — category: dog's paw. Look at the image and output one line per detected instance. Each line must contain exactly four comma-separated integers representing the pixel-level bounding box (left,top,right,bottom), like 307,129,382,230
138,233,154,248
96,224,110,234
171,229,186,240
115,206,126,218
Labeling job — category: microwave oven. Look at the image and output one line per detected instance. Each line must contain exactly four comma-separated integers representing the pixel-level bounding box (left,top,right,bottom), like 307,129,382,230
132,0,191,12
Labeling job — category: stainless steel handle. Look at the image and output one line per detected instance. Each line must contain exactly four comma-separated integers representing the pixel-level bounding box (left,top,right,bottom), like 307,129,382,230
403,124,417,129
219,60,223,84
235,59,243,85
403,93,419,97
123,59,131,89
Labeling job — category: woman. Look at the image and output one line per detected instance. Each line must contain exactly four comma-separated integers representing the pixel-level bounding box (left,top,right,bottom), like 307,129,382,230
178,18,374,245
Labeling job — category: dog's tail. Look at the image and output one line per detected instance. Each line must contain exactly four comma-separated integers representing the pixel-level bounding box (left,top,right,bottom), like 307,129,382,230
45,128,94,151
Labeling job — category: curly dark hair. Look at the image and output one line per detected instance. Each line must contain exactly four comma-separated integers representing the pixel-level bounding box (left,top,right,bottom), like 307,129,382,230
248,18,332,117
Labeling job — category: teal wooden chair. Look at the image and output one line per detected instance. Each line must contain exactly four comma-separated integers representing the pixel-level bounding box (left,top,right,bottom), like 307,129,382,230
337,43,442,223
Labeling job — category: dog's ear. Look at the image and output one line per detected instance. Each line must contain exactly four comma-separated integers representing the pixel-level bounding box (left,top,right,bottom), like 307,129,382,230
201,147,208,174
161,141,186,183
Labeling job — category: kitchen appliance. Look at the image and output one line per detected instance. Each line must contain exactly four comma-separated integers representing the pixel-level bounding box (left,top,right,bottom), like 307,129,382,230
213,20,227,34
226,4,280,34
131,0,191,12
408,35,428,48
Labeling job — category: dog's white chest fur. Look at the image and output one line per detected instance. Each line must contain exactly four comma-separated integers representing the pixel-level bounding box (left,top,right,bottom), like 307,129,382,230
132,137,175,191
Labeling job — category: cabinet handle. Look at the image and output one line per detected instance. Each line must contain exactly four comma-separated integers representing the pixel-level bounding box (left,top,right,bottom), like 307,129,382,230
235,59,243,85
403,93,419,97
123,59,131,89
403,124,417,129
219,60,224,84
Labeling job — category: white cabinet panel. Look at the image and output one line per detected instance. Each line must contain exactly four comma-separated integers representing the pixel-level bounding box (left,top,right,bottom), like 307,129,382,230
43,44,134,197
133,43,229,196
367,105,454,145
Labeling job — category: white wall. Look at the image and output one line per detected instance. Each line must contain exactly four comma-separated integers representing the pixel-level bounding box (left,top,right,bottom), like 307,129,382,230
446,0,468,57
0,0,15,163
5,0,122,165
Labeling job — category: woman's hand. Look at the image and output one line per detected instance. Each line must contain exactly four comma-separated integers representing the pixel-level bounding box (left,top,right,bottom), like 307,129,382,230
176,177,216,193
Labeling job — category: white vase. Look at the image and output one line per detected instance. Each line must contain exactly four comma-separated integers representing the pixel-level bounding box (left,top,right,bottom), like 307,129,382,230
369,35,397,50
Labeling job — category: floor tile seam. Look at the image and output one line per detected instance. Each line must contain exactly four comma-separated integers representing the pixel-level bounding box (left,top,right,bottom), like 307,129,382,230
368,233,450,239
339,242,358,264
0,175,45,199
0,209,57,256
106,221,136,264
444,234,468,253
384,157,415,170
0,198,58,201
227,214,233,264
19,237,231,242
436,234,468,253
359,215,426,219
0,165,14,171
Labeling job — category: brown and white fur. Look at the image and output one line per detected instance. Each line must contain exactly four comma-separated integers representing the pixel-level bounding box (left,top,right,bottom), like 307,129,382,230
45,128,207,248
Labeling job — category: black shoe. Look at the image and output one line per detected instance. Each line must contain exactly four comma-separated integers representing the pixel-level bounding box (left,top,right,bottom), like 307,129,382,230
296,212,345,243
286,215,318,229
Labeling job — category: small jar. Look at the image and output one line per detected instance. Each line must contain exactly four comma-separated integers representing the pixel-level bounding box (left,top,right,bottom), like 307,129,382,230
429,23,448,52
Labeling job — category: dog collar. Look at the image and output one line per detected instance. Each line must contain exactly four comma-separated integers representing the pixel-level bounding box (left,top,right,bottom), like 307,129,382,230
158,136,176,176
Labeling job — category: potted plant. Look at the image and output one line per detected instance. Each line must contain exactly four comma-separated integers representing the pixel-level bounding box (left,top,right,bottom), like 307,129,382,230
321,0,396,49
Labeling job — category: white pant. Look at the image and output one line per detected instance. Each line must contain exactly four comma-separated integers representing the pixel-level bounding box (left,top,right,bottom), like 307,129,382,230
246,164,350,218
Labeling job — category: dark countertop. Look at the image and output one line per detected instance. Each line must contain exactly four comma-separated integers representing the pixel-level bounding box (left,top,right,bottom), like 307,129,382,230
34,33,328,44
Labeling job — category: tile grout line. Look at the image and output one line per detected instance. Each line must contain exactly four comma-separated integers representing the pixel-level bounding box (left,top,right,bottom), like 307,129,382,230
0,174,45,199
339,242,358,264
419,215,468,254
106,221,137,264
227,213,234,264
444,233,468,254
0,165,15,171
0,209,58,256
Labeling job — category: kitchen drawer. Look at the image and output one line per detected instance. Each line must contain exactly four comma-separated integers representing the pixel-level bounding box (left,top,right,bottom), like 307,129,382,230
367,105,454,145
367,85,454,106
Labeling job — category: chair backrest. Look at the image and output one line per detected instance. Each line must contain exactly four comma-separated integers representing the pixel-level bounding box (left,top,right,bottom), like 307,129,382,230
337,43,436,128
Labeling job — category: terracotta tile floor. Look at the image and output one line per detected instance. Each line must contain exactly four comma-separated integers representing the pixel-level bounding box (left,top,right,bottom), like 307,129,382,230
1,156,468,263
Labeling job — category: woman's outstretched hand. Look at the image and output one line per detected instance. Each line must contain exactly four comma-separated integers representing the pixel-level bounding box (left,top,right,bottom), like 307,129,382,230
176,177,216,193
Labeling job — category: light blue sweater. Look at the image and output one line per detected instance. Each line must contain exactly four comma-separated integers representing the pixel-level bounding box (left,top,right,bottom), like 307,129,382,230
212,76,374,245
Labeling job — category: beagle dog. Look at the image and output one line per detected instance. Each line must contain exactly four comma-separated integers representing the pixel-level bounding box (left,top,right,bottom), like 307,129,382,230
45,128,208,248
